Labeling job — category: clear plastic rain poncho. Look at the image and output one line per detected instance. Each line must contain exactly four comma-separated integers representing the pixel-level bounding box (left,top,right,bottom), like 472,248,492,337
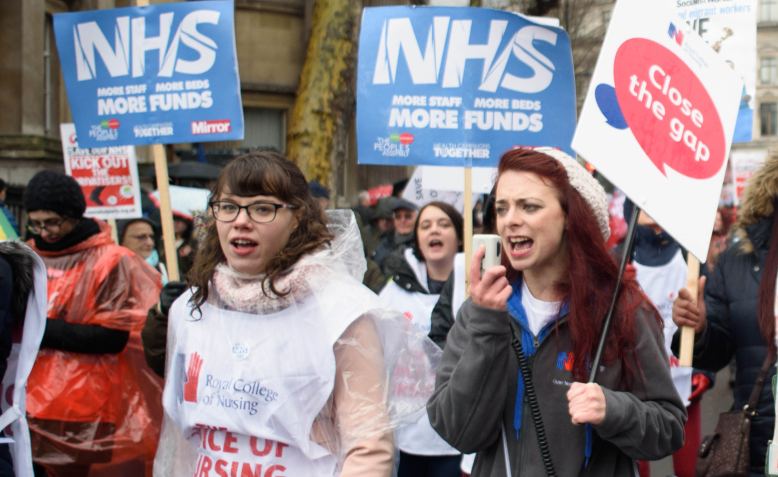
26,223,163,471
155,210,442,476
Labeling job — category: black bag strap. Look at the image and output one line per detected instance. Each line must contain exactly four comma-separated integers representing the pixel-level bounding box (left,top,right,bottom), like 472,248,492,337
745,350,775,416
509,322,557,476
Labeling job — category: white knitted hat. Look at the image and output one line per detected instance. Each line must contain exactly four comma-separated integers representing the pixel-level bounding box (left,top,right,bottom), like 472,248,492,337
533,147,610,240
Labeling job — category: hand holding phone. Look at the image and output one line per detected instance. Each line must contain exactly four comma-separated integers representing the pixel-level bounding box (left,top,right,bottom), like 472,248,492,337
473,234,501,276
470,234,511,310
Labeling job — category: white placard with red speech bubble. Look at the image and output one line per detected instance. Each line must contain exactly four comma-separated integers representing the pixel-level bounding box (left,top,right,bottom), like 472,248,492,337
572,0,742,261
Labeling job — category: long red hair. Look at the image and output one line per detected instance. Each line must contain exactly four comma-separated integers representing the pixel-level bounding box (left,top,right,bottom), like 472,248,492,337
757,200,778,355
497,148,656,382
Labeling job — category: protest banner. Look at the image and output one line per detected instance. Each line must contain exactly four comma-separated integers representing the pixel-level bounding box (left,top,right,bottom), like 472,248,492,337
730,148,769,205
675,0,757,143
357,6,577,288
573,0,742,367
53,1,243,149
53,0,244,281
420,165,497,195
60,123,142,220
150,185,209,220
401,167,465,213
573,0,741,263
356,6,576,168
0,215,18,241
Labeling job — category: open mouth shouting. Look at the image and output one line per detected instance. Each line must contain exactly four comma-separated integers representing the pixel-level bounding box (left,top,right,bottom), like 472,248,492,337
230,237,259,256
427,238,444,251
507,236,533,258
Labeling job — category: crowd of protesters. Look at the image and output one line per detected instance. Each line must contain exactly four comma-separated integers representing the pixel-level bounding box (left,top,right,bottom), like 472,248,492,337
0,148,775,477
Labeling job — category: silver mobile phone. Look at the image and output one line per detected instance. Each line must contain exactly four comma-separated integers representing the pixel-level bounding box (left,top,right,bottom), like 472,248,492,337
472,234,501,276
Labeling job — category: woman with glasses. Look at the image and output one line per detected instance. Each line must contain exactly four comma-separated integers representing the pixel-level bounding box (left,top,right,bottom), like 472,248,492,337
378,201,463,477
22,170,162,477
155,151,435,476
118,217,168,284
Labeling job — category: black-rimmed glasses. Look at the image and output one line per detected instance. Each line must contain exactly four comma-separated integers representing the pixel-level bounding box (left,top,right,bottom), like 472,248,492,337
209,201,297,224
27,217,66,234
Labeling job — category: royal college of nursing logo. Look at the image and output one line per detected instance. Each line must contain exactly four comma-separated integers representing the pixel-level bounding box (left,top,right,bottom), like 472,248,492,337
177,350,279,416
183,352,203,403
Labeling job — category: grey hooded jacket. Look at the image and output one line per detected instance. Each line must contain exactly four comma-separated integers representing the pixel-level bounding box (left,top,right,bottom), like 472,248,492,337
427,299,686,476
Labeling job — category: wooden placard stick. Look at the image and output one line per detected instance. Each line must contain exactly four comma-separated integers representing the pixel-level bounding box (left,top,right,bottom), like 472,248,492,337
152,144,180,282
678,255,700,367
464,167,472,298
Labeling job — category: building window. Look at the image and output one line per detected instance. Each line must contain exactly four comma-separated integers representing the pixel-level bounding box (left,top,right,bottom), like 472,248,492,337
761,102,778,136
761,0,778,22
761,57,778,85
243,108,286,152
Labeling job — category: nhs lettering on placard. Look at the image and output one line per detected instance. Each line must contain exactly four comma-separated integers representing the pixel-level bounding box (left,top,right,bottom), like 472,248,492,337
372,17,557,94
73,10,220,81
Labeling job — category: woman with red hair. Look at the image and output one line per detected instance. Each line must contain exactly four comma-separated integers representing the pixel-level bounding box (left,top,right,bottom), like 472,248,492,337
427,147,685,476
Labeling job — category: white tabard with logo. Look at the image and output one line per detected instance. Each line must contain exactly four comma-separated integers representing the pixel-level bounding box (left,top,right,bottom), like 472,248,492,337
163,287,373,477
378,250,458,457
633,249,692,404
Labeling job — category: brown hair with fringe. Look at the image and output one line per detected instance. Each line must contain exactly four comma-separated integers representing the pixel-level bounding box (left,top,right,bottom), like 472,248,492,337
188,151,333,311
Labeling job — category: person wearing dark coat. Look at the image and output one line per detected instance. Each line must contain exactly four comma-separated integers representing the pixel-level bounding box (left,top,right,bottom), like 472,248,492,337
372,198,418,273
673,157,778,476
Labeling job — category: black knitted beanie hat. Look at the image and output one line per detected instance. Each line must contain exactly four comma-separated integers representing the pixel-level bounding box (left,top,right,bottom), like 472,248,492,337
23,170,86,218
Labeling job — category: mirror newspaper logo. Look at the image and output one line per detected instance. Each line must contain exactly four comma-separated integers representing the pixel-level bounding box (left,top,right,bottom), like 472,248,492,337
72,9,221,82
192,119,231,135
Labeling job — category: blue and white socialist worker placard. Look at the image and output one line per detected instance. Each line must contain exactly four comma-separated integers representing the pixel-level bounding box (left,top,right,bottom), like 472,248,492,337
53,1,243,148
356,7,576,167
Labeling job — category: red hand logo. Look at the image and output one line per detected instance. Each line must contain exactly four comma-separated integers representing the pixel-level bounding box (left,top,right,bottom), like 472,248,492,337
183,352,203,403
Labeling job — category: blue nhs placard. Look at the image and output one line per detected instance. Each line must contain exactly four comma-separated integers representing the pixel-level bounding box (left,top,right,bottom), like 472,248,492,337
53,1,243,148
357,7,576,167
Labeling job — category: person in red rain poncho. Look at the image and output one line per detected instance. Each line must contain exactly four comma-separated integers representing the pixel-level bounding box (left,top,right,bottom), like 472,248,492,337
22,171,161,477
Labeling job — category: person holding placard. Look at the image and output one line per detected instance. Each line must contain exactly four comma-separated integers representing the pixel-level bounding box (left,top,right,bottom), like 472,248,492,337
155,151,438,476
672,157,778,476
621,206,714,477
378,201,463,477
427,147,685,476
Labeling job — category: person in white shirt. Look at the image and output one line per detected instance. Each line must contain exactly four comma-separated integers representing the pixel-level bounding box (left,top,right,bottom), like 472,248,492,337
379,201,463,477
155,151,438,477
